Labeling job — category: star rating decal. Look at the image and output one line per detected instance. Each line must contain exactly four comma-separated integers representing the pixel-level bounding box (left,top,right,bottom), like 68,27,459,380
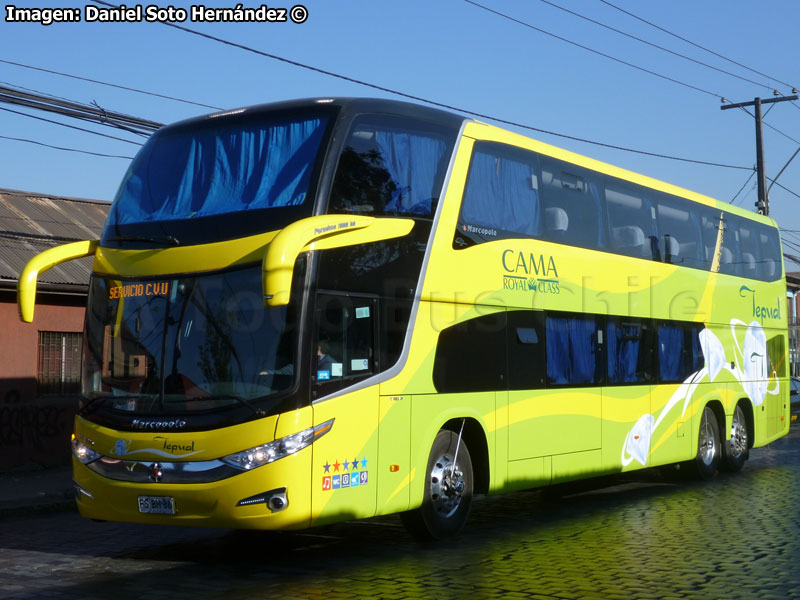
321,456,369,491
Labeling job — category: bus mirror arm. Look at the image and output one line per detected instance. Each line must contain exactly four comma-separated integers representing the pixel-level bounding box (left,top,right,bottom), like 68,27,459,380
262,214,414,307
18,240,100,323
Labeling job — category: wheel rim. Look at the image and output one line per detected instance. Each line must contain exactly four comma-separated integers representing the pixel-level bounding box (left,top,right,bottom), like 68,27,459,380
729,405,748,459
698,409,717,466
429,453,465,519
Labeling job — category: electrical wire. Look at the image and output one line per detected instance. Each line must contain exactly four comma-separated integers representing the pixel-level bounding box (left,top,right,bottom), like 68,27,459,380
596,0,798,93
736,106,800,145
462,0,725,101
0,58,222,110
537,0,778,93
0,134,134,159
729,169,756,204
0,105,144,145
0,84,161,135
87,0,750,171
767,177,800,201
0,80,77,105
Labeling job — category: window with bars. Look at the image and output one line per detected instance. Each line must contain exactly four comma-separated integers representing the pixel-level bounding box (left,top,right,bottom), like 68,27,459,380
37,331,82,395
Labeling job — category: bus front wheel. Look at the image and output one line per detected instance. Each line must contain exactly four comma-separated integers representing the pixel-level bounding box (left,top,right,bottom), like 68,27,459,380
401,429,473,541
690,406,721,480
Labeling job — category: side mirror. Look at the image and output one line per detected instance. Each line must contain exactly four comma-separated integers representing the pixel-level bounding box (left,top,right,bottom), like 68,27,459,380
18,240,99,323
263,215,414,306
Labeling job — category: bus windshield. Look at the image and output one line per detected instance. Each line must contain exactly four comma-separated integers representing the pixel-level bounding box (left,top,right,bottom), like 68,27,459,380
82,265,298,417
102,109,332,246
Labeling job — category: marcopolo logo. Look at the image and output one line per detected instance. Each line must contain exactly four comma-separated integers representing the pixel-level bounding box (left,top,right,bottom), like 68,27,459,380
501,249,560,294
739,285,781,323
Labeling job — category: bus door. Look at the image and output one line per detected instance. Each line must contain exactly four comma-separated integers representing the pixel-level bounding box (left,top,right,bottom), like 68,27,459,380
310,293,379,524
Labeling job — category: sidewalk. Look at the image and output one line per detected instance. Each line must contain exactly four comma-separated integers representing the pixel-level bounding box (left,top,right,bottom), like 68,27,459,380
0,464,75,518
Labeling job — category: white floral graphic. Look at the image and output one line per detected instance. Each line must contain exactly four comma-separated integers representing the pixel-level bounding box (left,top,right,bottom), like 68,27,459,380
619,320,780,468
699,328,725,382
621,414,654,466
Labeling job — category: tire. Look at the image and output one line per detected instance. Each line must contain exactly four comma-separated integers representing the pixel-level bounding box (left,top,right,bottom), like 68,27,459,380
721,403,749,473
689,405,721,480
401,429,473,541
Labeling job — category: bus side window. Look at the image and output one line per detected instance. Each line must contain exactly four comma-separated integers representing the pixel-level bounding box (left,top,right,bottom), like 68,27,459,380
328,115,454,217
654,194,704,268
606,184,657,260
607,318,655,384
718,215,741,276
432,311,507,393
539,158,605,250
455,142,540,247
657,323,704,383
767,333,786,378
507,311,546,389
546,314,603,386
313,294,377,386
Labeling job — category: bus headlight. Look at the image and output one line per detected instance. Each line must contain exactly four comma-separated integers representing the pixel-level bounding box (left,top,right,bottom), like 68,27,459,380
221,419,333,471
71,433,101,465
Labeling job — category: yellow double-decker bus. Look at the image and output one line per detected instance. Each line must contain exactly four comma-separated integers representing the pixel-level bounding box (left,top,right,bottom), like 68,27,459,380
19,98,789,539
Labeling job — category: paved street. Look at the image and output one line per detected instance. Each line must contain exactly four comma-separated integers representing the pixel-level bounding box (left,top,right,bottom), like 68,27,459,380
1,428,799,600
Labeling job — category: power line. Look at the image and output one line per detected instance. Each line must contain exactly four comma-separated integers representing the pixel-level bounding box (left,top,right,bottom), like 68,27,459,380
462,0,725,101
87,0,750,171
0,134,134,159
537,0,779,93
736,105,800,145
596,0,798,93
0,80,77,105
0,105,144,146
0,58,222,110
729,169,756,204
768,177,800,201
0,84,163,135
779,238,800,256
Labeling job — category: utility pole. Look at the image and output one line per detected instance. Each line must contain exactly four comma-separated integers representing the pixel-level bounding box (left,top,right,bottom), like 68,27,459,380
721,94,797,215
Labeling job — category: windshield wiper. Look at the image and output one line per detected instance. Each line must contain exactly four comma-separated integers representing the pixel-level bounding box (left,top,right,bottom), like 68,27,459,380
107,235,180,246
79,394,157,415
80,393,263,417
199,394,266,418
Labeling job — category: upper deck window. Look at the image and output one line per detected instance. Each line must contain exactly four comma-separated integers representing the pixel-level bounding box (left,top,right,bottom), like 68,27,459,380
103,109,332,246
452,140,782,282
455,142,541,245
328,115,455,217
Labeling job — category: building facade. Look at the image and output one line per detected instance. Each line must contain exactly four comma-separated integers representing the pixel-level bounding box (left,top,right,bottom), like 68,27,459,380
0,189,108,469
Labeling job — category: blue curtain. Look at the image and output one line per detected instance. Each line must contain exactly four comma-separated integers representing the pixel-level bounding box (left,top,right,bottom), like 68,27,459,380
658,325,683,382
608,322,641,383
461,149,539,235
111,117,327,225
374,131,447,215
547,316,598,385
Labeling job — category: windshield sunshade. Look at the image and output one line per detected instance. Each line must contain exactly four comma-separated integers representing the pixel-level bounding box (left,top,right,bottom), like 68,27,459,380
102,110,332,246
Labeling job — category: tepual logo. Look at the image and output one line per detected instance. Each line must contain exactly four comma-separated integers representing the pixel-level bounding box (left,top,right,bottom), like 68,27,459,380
739,286,781,323
113,439,132,456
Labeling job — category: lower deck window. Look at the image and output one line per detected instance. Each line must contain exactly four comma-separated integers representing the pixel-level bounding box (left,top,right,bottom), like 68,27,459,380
432,310,714,393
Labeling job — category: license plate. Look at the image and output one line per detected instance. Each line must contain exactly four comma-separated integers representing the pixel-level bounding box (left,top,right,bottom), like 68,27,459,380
138,496,175,515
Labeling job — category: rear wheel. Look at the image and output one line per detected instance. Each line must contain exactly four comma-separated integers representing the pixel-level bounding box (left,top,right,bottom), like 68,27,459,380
721,403,749,472
689,406,721,480
401,429,473,541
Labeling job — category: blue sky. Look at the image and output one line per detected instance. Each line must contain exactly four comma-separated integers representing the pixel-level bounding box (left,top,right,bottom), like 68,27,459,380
3,0,800,260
